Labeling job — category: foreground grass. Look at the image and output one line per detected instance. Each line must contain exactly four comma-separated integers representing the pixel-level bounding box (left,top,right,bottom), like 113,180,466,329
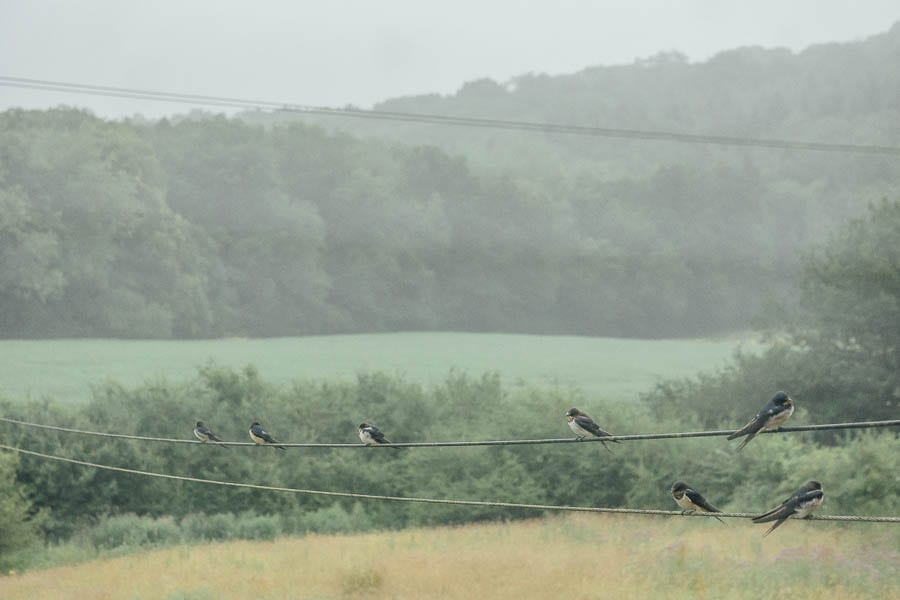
2,514,895,599
0,333,760,403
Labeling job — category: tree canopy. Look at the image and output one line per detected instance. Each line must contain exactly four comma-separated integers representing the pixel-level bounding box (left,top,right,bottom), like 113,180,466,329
1,25,899,339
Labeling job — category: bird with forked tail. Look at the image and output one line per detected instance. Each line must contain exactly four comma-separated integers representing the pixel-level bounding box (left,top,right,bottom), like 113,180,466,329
670,480,725,524
358,422,401,450
727,391,794,451
752,480,824,536
193,421,228,449
249,421,286,450
565,407,620,451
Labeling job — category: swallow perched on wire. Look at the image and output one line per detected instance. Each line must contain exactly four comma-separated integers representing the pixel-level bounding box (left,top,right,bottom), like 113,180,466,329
727,391,795,451
670,480,725,523
565,407,620,451
193,421,228,448
358,422,401,450
249,421,286,450
752,480,824,536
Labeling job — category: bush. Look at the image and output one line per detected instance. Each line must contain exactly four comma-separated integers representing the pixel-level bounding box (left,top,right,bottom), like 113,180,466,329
0,453,41,571
88,514,182,550
235,511,281,540
292,502,376,535
180,512,240,543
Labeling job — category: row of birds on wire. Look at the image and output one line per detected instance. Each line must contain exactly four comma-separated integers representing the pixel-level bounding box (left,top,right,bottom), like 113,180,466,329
189,390,823,535
192,391,796,451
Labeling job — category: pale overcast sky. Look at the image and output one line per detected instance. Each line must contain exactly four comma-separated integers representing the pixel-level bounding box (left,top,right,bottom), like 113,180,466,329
1,0,898,118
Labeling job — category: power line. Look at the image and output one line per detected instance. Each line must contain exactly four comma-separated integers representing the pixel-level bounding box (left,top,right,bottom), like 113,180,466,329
2,75,898,156
2,416,898,448
1,443,895,523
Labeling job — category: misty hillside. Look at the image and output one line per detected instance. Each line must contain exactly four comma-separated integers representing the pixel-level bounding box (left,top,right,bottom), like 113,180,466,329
292,22,900,176
1,25,899,339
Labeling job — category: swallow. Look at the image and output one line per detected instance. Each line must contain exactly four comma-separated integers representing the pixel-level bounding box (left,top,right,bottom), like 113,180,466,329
752,480,824,536
249,421,286,450
193,421,228,448
358,422,401,449
565,407,620,451
670,480,725,523
727,391,794,451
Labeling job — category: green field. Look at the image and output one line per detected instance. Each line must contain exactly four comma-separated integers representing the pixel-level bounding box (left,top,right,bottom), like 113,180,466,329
0,333,761,403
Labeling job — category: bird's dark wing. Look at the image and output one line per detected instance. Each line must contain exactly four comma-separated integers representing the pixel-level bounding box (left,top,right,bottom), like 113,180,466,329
729,396,791,440
761,516,791,536
735,429,762,451
365,426,390,444
755,489,821,537
264,429,286,450
752,484,816,525
732,401,793,448
199,426,223,442
685,488,720,513
727,407,768,440
253,426,281,444
752,499,793,524
574,415,615,439
726,416,758,440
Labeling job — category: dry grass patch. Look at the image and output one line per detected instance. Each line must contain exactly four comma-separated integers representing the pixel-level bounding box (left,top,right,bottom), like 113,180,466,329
1,514,896,599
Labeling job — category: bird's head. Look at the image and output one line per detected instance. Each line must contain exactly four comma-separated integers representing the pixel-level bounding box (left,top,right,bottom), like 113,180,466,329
805,480,823,491
196,421,205,428
358,423,370,430
565,408,581,418
773,391,792,406
671,480,689,493
250,422,260,428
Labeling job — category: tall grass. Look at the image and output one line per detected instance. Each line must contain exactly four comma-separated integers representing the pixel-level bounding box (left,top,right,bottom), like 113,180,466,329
1,514,895,599
0,333,760,403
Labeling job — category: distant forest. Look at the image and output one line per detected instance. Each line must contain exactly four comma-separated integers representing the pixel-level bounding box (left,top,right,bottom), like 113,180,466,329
1,25,898,338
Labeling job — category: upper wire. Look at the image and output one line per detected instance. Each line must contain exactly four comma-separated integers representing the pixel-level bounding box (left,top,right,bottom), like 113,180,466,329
1,416,897,448
2,75,899,155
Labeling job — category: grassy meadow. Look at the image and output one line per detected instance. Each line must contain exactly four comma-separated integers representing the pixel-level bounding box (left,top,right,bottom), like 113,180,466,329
1,514,895,599
0,332,761,404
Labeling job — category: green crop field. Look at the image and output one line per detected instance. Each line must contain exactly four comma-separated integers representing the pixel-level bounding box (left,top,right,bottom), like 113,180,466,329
1,514,895,599
0,333,761,403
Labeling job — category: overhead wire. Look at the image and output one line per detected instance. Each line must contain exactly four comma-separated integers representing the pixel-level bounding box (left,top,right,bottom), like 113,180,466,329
2,75,899,156
1,416,898,448
0,443,896,523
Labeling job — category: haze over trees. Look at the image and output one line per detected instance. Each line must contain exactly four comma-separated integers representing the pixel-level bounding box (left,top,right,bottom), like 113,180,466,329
2,25,898,339
1,25,899,573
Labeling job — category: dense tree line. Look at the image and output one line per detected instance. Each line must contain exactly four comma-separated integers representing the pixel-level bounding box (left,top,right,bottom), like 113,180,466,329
2,26,899,339
0,109,896,338
1,200,898,570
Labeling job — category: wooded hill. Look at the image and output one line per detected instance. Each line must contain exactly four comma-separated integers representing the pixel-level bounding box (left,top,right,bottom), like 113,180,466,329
1,24,898,338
